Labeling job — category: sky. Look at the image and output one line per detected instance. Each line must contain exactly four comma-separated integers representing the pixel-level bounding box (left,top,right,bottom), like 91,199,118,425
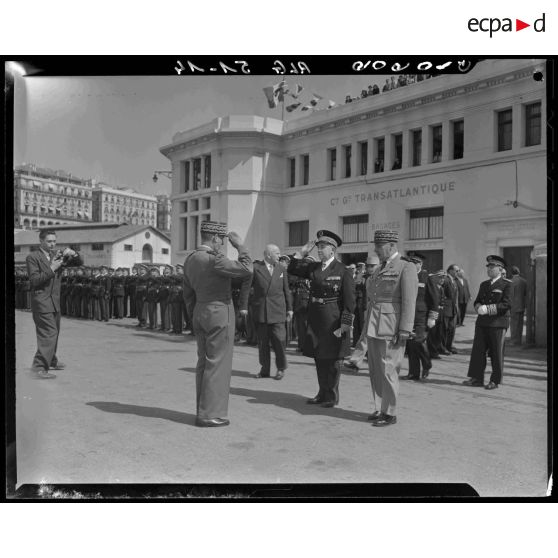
13,73,386,196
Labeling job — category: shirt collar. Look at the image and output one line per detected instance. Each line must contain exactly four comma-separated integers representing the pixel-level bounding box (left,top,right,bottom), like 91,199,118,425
490,275,502,284
40,247,51,259
322,255,335,269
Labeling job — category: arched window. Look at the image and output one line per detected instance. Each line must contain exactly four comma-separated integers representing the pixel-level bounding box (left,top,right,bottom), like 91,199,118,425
47,221,53,225
23,219,30,229
39,220,45,225
142,243,153,263
31,219,37,228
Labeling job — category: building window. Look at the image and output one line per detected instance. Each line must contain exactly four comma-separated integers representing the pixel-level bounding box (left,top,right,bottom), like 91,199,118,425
374,138,384,173
525,102,541,147
497,109,513,151
91,243,104,251
124,244,133,251
344,145,352,178
204,155,211,188
301,154,309,185
202,213,210,222
202,197,211,210
392,134,402,170
14,246,21,252
409,207,444,240
328,148,337,181
191,199,199,212
359,142,368,176
191,215,199,250
69,244,81,251
288,157,296,188
412,130,422,167
193,158,201,190
182,217,188,250
431,125,442,162
452,120,464,159
162,248,169,255
288,220,309,247
342,214,369,243
180,201,188,212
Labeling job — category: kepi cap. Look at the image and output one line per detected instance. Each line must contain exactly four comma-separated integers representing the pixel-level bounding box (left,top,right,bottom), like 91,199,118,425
486,255,506,267
316,229,342,248
200,221,227,236
373,229,398,244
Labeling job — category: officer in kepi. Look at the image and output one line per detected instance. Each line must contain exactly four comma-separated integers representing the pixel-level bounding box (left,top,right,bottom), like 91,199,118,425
288,230,355,408
463,255,512,390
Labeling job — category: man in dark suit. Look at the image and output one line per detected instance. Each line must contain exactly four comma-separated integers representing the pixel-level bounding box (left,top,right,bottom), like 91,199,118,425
288,230,355,408
441,265,459,354
239,244,293,380
402,252,439,381
456,268,471,326
463,255,512,390
509,266,528,345
183,221,253,427
26,229,82,379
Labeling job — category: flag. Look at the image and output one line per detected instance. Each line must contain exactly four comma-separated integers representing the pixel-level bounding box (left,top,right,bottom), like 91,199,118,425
301,104,312,111
263,85,277,108
277,80,289,103
310,92,324,107
290,83,304,98
286,102,301,113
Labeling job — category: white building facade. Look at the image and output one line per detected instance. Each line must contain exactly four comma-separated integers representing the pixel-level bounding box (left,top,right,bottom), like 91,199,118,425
92,185,157,227
14,164,94,229
161,59,546,292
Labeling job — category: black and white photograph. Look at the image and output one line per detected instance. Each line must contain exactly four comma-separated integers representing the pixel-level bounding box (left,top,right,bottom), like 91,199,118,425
6,56,550,498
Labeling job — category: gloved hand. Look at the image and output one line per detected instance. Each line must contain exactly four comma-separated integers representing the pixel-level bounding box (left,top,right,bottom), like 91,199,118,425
340,322,351,334
477,305,488,315
394,330,411,346
239,310,248,317
427,318,436,329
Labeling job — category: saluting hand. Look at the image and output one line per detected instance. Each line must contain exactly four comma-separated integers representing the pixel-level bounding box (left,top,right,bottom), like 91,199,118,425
300,240,315,257
227,231,243,249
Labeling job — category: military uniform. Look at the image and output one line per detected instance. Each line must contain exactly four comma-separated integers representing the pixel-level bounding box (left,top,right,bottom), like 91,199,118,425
159,266,173,331
183,222,253,424
465,255,512,388
426,270,446,358
403,253,439,380
146,268,161,329
292,276,311,352
365,230,418,424
126,270,137,318
169,266,185,334
288,230,355,407
135,266,149,326
112,269,126,319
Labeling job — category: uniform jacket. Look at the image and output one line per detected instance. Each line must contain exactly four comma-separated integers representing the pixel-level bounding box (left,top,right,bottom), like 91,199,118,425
288,257,355,359
474,276,512,328
510,275,528,313
414,269,439,323
238,260,292,323
365,253,418,339
26,249,82,313
183,245,253,319
112,276,126,297
441,275,459,317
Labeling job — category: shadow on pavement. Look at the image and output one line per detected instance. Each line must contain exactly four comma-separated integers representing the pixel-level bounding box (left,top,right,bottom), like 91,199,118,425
229,386,370,423
179,367,254,379
86,401,197,426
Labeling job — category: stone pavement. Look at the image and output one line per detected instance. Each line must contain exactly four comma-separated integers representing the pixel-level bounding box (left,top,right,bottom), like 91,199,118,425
13,310,548,496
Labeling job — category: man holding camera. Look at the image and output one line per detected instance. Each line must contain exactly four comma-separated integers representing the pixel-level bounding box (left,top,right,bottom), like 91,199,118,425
26,229,82,379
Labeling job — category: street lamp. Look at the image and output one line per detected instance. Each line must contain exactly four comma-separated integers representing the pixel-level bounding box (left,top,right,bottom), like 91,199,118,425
152,171,172,183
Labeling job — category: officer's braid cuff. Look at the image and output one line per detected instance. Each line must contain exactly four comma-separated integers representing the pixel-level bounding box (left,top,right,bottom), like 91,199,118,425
428,310,439,321
487,304,497,316
341,311,354,326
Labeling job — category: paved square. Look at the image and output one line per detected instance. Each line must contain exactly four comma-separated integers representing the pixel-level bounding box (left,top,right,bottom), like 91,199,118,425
14,311,548,496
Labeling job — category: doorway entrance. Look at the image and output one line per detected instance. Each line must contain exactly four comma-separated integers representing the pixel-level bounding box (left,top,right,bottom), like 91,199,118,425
417,249,443,274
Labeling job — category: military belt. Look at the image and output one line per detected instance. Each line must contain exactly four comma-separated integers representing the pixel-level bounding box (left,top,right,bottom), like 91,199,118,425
310,296,339,304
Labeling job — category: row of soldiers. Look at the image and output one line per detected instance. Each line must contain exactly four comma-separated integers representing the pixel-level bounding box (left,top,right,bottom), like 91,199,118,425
54,264,191,334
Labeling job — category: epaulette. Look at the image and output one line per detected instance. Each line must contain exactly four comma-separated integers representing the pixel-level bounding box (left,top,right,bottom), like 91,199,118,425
503,278,512,282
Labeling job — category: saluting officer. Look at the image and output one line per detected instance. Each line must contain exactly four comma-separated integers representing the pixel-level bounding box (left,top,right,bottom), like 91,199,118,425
288,230,355,408
183,221,253,427
463,255,512,390
365,230,418,426
402,252,439,381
